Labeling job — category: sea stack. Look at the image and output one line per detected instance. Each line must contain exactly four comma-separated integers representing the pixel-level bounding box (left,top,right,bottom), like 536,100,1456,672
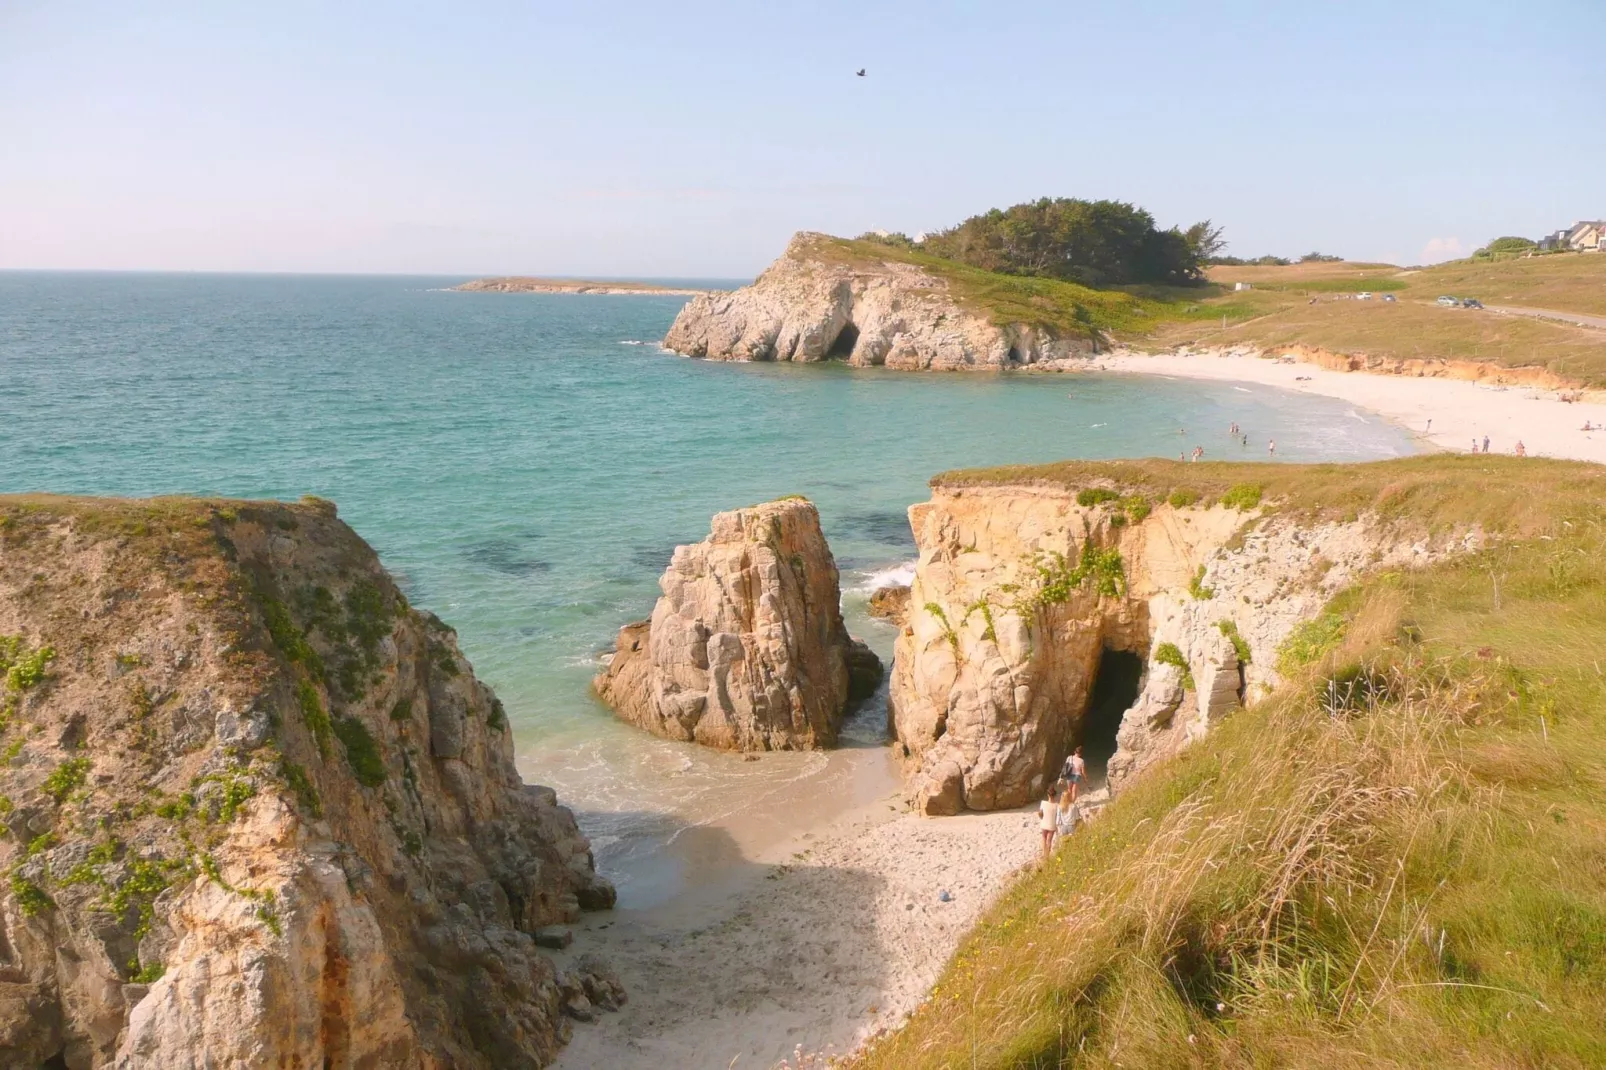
595,498,880,750
0,495,615,1068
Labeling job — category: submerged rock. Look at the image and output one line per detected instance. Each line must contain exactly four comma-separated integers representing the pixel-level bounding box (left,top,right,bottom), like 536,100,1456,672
0,495,614,1068
594,498,879,750
663,232,1100,371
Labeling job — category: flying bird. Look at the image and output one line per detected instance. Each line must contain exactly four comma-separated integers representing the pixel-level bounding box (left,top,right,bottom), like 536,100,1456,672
855,68,866,77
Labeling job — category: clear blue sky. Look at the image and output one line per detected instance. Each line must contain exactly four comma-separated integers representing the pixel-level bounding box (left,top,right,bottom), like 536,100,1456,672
3,1,1601,275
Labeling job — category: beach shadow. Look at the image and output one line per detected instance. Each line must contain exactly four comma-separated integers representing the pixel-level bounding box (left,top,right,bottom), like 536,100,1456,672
555,810,894,1070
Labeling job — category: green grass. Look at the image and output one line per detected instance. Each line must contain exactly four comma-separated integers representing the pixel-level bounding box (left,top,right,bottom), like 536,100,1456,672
849,456,1606,1069
332,716,386,787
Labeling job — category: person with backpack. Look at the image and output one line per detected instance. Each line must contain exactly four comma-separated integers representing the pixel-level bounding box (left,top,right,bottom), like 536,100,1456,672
1061,746,1086,802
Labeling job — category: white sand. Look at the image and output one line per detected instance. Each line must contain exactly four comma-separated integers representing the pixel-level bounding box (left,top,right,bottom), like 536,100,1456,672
553,798,1040,1070
1091,348,1606,464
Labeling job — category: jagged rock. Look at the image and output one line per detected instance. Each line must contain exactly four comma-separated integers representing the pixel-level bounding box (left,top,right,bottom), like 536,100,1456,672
891,480,1464,812
594,498,880,750
663,233,1099,371
867,584,911,626
0,495,614,1069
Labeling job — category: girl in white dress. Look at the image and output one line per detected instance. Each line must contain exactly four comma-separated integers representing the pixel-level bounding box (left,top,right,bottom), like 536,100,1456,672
1039,784,1061,861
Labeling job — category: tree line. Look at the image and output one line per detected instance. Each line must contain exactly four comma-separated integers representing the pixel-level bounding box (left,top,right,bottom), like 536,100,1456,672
861,197,1225,287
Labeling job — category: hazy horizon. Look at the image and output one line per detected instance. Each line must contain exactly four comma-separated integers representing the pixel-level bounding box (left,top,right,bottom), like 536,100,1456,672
4,1,1602,276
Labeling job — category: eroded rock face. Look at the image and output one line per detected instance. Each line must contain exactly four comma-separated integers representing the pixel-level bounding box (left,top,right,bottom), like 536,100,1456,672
0,495,614,1069
595,498,878,750
892,483,1472,812
663,233,1099,371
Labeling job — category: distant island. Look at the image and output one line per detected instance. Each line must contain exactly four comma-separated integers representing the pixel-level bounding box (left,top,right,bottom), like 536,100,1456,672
454,276,710,296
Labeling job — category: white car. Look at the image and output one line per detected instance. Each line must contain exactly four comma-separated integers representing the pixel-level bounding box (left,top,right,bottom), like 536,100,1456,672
1357,292,1373,301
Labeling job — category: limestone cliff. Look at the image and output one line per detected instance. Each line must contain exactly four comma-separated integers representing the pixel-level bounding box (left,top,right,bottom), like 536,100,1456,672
890,476,1478,814
595,498,880,750
0,495,615,1069
662,233,1099,370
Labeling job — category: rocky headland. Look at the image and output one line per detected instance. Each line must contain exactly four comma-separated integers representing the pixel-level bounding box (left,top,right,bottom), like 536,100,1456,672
662,233,1101,370
0,495,616,1069
889,466,1479,814
595,498,880,750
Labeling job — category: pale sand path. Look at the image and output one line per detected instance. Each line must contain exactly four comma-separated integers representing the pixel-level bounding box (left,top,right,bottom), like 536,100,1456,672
1093,349,1606,464
553,800,1039,1070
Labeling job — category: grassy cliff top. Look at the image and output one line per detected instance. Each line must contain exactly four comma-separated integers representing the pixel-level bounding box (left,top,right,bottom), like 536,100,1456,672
934,455,1606,536
854,456,1606,1068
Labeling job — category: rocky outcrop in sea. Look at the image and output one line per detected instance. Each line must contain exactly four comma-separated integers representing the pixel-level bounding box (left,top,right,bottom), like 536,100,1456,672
0,495,615,1068
662,233,1099,370
595,498,880,750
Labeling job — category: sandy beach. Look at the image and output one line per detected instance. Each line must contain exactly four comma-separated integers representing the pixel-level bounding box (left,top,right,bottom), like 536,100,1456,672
1094,348,1606,464
552,797,1039,1070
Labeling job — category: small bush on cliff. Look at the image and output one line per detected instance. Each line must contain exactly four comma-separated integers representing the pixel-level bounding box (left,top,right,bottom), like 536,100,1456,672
1278,612,1346,675
297,679,333,758
1076,487,1121,508
42,757,91,803
9,872,53,916
1217,619,1252,664
1120,495,1152,523
332,716,386,787
1188,565,1215,600
1222,482,1264,511
1167,488,1201,508
1153,641,1195,690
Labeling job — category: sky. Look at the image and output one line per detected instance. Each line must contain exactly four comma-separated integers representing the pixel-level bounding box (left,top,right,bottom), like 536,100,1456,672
2,1,1602,276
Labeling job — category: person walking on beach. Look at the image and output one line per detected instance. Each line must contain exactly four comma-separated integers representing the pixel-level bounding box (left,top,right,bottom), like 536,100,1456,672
1039,785,1061,861
1062,745,1086,802
1483,435,1490,453
1515,440,1527,457
1268,438,1277,456
1056,787,1079,843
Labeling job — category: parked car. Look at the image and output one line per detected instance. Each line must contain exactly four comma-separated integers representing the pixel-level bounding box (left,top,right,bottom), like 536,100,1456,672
1462,298,1484,310
1437,296,1459,307
1382,294,1397,303
1357,291,1374,300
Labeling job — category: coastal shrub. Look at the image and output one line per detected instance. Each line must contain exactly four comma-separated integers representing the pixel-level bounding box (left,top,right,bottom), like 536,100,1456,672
260,594,323,679
1167,488,1200,508
1276,612,1347,675
964,600,999,643
487,697,508,732
9,872,53,917
1022,542,1126,611
390,698,412,722
2,640,54,692
1153,641,1195,690
1076,487,1121,508
296,679,332,759
1120,495,1151,523
1188,565,1215,600
42,757,91,803
1221,483,1264,511
332,716,386,787
1217,619,1252,664
278,756,322,818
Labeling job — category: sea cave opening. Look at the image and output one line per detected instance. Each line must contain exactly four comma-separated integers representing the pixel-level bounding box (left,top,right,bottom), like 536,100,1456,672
826,321,860,359
1080,648,1144,787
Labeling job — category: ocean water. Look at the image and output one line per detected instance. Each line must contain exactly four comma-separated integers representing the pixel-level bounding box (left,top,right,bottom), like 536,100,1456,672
0,272,1415,905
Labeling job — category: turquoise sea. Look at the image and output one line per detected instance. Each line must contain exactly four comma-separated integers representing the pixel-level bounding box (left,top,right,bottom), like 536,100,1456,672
0,272,1415,906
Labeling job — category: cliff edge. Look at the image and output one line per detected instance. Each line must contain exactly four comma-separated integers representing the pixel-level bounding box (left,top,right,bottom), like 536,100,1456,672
662,233,1102,370
0,495,614,1069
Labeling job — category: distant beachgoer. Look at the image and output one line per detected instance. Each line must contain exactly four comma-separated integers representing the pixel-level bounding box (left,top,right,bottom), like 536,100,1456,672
1471,439,1478,453
1179,452,1186,462
1425,418,1432,433
1515,440,1527,457
1268,439,1277,456
1242,434,1249,447
1582,421,1594,432
1482,435,1490,453
1039,785,1061,860
1192,446,1204,462
1061,746,1086,802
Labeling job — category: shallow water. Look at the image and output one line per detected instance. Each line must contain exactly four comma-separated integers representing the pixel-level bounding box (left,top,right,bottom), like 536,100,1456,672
0,272,1416,905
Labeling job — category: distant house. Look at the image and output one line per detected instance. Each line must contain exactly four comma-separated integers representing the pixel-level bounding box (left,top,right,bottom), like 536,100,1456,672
1565,221,1604,251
